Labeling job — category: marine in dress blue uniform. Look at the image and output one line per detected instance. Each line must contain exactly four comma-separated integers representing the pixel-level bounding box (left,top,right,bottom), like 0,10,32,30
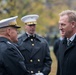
18,14,52,75
0,16,29,75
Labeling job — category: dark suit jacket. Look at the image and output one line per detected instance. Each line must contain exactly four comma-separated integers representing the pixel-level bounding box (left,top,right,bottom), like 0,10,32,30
18,33,52,75
0,37,28,75
57,36,76,75
53,38,61,58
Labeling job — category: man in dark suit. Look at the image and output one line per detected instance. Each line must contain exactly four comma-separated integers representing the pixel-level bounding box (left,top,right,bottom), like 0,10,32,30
17,14,52,75
57,10,76,75
0,16,29,75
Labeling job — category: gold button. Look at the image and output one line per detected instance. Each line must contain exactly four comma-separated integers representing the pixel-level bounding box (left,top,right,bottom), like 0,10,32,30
31,71,33,73
31,39,33,41
32,44,34,46
38,59,40,62
30,60,33,62
38,71,40,73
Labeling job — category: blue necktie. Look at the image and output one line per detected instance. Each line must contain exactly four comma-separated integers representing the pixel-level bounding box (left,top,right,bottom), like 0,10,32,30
67,40,71,46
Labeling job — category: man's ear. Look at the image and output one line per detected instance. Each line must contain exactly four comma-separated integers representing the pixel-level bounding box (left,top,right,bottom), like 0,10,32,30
71,21,76,28
6,27,11,36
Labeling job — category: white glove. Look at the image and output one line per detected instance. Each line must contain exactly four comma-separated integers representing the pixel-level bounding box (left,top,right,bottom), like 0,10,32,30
35,73,44,75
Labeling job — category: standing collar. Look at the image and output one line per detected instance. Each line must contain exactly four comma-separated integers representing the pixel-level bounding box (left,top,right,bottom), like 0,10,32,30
0,37,11,42
22,33,41,42
26,32,35,37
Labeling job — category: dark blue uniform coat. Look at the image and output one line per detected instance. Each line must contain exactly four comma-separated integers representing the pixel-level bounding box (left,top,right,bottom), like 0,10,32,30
18,33,52,75
57,36,76,75
0,37,28,75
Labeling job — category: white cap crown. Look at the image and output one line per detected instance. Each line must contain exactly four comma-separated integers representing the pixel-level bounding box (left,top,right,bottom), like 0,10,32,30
21,14,39,25
0,16,20,28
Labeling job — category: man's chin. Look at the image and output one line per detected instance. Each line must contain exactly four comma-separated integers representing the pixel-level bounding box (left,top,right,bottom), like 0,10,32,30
13,40,18,43
30,32,35,34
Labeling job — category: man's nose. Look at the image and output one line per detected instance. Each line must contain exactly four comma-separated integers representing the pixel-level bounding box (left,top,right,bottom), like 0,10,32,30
59,25,62,30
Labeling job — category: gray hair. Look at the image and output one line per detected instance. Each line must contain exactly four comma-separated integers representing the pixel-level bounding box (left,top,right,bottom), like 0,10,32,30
59,10,76,22
0,27,9,35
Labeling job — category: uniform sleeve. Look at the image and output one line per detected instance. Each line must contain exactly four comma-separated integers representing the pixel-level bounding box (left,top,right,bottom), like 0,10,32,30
2,47,28,75
42,40,52,75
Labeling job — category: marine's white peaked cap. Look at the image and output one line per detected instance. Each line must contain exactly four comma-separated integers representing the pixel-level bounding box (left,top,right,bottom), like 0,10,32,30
0,16,20,28
21,14,39,25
